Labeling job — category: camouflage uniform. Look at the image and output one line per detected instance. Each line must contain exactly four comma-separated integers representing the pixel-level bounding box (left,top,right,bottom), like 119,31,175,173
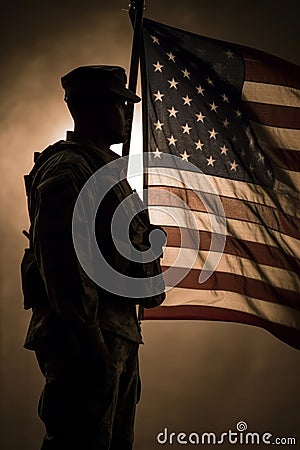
24,131,143,449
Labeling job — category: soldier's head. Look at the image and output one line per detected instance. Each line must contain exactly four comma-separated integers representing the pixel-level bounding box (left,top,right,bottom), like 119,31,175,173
61,65,140,146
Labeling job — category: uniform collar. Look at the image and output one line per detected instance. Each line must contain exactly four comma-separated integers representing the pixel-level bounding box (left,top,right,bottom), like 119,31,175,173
66,130,97,148
65,130,121,162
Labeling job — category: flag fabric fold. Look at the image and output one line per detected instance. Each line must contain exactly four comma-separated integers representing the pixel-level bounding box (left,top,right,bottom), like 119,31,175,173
140,18,300,349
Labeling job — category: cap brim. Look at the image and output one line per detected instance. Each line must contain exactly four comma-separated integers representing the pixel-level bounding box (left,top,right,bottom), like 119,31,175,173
109,87,141,103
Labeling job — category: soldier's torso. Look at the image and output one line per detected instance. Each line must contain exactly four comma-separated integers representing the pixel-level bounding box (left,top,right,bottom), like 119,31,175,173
25,137,143,349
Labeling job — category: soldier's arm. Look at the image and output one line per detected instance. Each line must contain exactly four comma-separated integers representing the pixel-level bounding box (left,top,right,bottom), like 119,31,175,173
32,157,107,368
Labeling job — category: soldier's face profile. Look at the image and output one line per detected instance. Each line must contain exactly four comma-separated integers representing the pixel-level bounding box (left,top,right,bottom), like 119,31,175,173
92,97,129,145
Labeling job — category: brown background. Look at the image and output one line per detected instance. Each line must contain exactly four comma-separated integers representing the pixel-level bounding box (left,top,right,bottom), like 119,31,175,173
1,1,299,449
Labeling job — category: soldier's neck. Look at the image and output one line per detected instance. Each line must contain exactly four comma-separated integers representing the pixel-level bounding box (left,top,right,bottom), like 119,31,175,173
73,125,111,150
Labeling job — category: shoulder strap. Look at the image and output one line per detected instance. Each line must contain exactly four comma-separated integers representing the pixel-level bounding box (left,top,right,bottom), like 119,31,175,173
23,140,65,245
23,139,134,244
24,140,65,198
24,139,109,198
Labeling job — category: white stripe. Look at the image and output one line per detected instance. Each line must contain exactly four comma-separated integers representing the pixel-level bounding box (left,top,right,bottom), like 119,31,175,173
149,206,300,258
162,288,300,330
162,247,300,291
148,167,300,218
242,81,300,108
251,121,300,151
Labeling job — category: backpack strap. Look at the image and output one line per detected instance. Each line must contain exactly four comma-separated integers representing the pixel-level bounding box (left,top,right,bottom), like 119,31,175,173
23,141,66,247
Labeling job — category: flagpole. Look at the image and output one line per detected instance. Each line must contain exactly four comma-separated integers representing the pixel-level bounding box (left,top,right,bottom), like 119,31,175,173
122,0,145,158
123,0,146,322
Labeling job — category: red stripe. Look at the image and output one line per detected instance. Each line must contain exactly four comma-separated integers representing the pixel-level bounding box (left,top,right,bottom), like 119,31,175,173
263,146,300,171
148,186,300,239
244,59,300,89
142,305,300,350
161,268,300,310
163,227,300,273
235,44,300,89
242,101,300,129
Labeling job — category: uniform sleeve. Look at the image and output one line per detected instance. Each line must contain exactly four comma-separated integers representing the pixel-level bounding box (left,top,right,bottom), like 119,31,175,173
32,156,106,361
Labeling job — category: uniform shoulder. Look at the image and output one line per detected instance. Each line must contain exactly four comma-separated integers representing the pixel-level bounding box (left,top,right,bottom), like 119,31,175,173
33,142,93,195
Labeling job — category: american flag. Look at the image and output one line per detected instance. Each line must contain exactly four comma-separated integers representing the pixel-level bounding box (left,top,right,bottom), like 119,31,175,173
140,18,300,349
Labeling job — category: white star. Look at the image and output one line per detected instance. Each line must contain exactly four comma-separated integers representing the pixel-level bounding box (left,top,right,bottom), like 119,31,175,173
153,61,164,72
225,49,234,59
154,90,164,102
167,106,178,118
206,76,214,86
153,148,163,158
151,35,160,44
181,123,192,134
230,160,238,171
181,68,191,79
235,109,242,118
213,62,225,74
248,136,255,146
195,112,206,123
221,93,229,103
167,135,177,146
168,78,179,89
206,155,216,166
153,120,164,130
220,145,228,155
209,101,218,112
222,118,230,128
257,152,265,163
180,150,190,161
195,139,204,150
232,135,238,142
196,85,205,96
182,95,192,106
166,51,176,62
208,128,218,139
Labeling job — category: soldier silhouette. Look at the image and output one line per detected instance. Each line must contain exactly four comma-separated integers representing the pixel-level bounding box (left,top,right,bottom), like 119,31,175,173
21,65,165,450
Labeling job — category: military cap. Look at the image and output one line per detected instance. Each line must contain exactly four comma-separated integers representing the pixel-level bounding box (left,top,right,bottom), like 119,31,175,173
61,65,141,103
